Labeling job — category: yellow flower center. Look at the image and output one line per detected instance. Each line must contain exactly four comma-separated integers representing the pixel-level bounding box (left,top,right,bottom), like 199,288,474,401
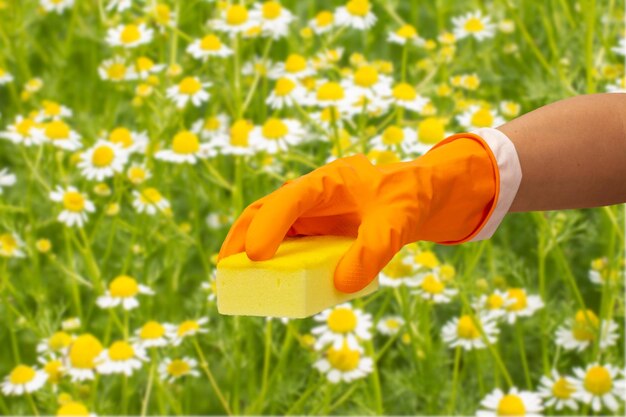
464,17,485,33
572,309,599,341
386,318,400,329
327,307,357,333
154,4,171,24
0,68,4,76
120,24,141,44
135,56,154,72
317,81,345,101
9,365,36,384
418,117,445,144
284,54,307,73
315,11,333,27
62,191,85,212
262,118,288,140
172,130,200,154
167,359,191,377
16,118,35,136
108,341,135,361
230,120,252,147
49,331,72,351
552,377,575,399
45,120,70,140
140,321,165,340
43,359,63,383
371,150,400,165
382,256,412,278
203,116,221,131
0,233,18,254
107,63,127,80
487,294,504,309
262,1,281,19
274,77,296,96
57,402,90,417
327,341,360,371
346,0,370,17
109,127,134,148
200,35,222,51
128,168,146,184
177,320,200,336
354,65,378,87
178,77,202,95
140,188,163,204
69,334,103,369
109,275,139,298
421,274,444,294
43,100,61,116
226,5,248,25
470,108,494,127
396,24,417,38
456,315,480,339
392,83,417,101
414,251,439,268
381,126,404,145
497,394,526,416
506,288,527,311
91,145,115,167
320,106,340,122
584,366,612,395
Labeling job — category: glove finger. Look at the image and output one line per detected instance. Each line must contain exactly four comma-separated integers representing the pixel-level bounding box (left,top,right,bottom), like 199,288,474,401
245,180,321,261
217,199,265,262
334,213,405,293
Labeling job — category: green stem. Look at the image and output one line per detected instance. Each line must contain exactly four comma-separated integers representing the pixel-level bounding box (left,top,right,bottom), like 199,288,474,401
192,338,233,416
447,346,462,415
515,321,532,389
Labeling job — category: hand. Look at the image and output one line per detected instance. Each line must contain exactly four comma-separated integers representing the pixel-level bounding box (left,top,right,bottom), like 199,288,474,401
218,133,499,293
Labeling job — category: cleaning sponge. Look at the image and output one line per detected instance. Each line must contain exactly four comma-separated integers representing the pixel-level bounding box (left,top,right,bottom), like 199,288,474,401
216,236,379,318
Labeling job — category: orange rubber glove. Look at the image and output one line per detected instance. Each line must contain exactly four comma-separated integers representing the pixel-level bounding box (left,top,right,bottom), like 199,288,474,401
218,128,522,293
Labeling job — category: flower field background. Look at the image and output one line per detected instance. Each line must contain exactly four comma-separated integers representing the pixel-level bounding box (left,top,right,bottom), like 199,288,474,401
0,0,625,415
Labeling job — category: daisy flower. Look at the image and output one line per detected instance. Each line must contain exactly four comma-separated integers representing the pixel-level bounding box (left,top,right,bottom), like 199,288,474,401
0,168,16,194
379,252,419,287
500,100,521,118
343,65,392,100
388,82,429,112
40,120,82,151
40,0,74,14
0,67,13,84
146,2,176,30
441,313,499,350
37,100,73,121
78,140,128,181
242,56,277,77
1,365,47,396
0,115,44,146
192,114,230,141
456,105,505,130
106,23,154,48
106,126,149,154
249,118,306,154
210,119,256,155
132,188,170,215
309,10,335,34
155,130,210,164
376,316,405,336
606,76,626,93
0,232,25,258
555,309,619,352
62,317,81,331
127,164,151,185
473,289,514,320
250,1,294,39
315,80,350,108
587,257,619,285
310,106,348,130
370,125,418,155
269,53,314,80
538,369,578,411
39,355,65,386
56,401,93,417
314,339,373,383
106,0,132,13
312,303,373,350
166,76,211,108
265,77,307,110
37,331,74,356
98,56,137,82
388,24,423,45
49,186,95,228
335,0,377,31
412,249,440,270
477,387,543,417
65,334,104,382
133,56,165,79
501,288,544,324
414,117,451,154
201,274,217,303
452,10,495,41
96,340,147,376
187,34,233,61
133,321,169,348
96,275,154,310
411,272,457,303
210,4,258,35
159,357,200,383
611,37,626,56
572,363,626,412
166,318,209,346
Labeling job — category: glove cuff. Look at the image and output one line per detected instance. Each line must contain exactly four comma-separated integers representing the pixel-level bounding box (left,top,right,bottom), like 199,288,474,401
464,127,522,242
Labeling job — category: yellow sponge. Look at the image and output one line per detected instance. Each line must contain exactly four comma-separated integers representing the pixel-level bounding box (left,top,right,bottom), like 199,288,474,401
216,236,379,318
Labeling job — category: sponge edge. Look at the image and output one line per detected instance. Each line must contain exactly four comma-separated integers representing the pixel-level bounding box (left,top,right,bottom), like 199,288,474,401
216,236,379,318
